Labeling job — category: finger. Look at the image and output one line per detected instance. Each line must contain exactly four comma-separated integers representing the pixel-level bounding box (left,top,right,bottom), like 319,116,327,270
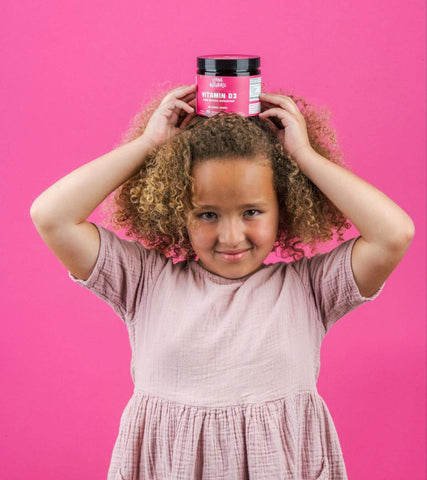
170,84,197,99
165,99,195,115
259,107,292,119
160,93,197,109
173,84,197,91
177,98,197,119
259,94,299,114
260,93,289,102
180,91,197,103
259,97,278,105
260,101,279,113
285,96,299,106
176,97,196,116
179,112,196,129
161,86,197,107
259,108,294,130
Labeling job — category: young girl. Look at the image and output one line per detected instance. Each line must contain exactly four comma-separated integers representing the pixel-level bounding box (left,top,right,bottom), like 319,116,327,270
30,83,415,480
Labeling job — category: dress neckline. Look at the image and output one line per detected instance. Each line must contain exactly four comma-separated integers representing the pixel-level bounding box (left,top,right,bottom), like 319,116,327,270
188,260,269,285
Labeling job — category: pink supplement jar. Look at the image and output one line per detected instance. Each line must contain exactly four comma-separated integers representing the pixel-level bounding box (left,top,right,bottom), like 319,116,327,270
195,54,261,117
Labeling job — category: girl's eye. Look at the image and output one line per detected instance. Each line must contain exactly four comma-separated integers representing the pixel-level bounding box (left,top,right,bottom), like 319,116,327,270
198,210,261,220
199,212,217,220
244,209,260,217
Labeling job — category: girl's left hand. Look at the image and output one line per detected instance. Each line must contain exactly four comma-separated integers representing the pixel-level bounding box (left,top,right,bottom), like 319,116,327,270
258,93,313,159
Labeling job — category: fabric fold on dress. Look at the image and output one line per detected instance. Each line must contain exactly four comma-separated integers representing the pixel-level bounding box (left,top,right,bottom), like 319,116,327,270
109,390,339,480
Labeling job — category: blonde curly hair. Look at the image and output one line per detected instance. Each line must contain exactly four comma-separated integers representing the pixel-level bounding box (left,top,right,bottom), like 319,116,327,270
101,81,352,261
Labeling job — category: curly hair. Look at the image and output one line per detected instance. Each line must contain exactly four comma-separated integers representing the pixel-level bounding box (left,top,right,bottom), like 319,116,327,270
100,81,352,262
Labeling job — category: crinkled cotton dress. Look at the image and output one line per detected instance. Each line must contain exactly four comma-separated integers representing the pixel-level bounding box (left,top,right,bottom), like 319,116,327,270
68,223,385,480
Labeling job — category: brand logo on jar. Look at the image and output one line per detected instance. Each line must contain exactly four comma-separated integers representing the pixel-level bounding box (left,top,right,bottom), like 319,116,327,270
209,77,226,89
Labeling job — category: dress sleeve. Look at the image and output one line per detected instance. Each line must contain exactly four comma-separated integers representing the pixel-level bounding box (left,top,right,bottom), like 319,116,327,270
291,235,386,334
68,222,166,322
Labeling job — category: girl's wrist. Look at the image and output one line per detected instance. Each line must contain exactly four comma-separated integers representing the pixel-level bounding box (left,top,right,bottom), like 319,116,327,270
136,133,158,151
289,145,315,162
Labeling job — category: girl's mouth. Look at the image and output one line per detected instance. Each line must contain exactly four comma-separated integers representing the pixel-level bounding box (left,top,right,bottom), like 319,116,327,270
216,249,251,262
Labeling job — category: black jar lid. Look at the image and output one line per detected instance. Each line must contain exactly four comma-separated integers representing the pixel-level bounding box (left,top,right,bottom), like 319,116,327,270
197,55,260,73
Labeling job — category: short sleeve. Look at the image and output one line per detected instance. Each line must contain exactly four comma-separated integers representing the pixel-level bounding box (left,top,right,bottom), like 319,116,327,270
291,235,386,334
68,222,167,322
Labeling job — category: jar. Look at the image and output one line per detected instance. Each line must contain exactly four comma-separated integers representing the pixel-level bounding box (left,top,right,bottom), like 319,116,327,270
195,54,261,117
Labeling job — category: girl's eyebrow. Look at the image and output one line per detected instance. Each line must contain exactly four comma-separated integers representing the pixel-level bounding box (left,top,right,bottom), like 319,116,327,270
195,201,269,209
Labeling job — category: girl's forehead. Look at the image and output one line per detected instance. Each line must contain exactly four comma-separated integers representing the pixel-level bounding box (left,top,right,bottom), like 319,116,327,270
191,159,276,204
192,157,272,179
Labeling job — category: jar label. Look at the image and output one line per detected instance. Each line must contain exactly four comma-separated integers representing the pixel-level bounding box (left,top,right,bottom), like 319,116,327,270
195,74,261,117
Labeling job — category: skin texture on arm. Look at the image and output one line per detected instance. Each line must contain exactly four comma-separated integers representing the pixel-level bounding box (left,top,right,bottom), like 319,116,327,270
30,135,155,227
29,135,155,280
259,92,415,297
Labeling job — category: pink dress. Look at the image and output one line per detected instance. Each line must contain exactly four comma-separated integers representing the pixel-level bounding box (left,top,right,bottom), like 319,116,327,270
68,223,385,480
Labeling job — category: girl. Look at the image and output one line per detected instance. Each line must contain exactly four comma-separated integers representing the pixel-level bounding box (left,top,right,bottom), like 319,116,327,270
30,83,415,480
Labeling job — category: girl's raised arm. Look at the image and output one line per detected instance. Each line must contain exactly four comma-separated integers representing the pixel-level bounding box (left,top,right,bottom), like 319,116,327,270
30,84,196,281
30,135,154,280
30,136,154,227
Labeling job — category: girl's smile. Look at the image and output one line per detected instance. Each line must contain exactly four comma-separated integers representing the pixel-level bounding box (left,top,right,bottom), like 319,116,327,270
186,157,280,279
216,249,251,262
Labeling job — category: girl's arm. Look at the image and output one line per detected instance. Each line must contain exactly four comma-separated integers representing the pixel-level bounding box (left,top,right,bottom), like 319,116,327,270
30,135,154,280
30,84,196,281
30,135,154,227
293,147,415,297
259,93,415,298
293,147,415,247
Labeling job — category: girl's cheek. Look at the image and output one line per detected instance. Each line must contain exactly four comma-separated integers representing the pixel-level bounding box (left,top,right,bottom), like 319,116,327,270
191,223,214,246
202,225,216,245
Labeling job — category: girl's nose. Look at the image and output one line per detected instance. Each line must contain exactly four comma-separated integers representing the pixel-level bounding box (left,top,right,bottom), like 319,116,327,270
218,218,245,246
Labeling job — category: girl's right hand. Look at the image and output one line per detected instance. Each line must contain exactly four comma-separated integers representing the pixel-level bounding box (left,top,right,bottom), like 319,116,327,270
142,84,197,149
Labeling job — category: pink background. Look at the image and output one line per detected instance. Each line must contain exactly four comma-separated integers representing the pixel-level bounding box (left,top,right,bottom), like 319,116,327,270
2,0,425,478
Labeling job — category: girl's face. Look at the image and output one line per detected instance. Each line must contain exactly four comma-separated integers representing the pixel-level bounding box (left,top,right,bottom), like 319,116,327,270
186,157,280,279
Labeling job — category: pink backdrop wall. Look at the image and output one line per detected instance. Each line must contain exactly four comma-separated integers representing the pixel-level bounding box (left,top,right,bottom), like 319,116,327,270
2,0,425,478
